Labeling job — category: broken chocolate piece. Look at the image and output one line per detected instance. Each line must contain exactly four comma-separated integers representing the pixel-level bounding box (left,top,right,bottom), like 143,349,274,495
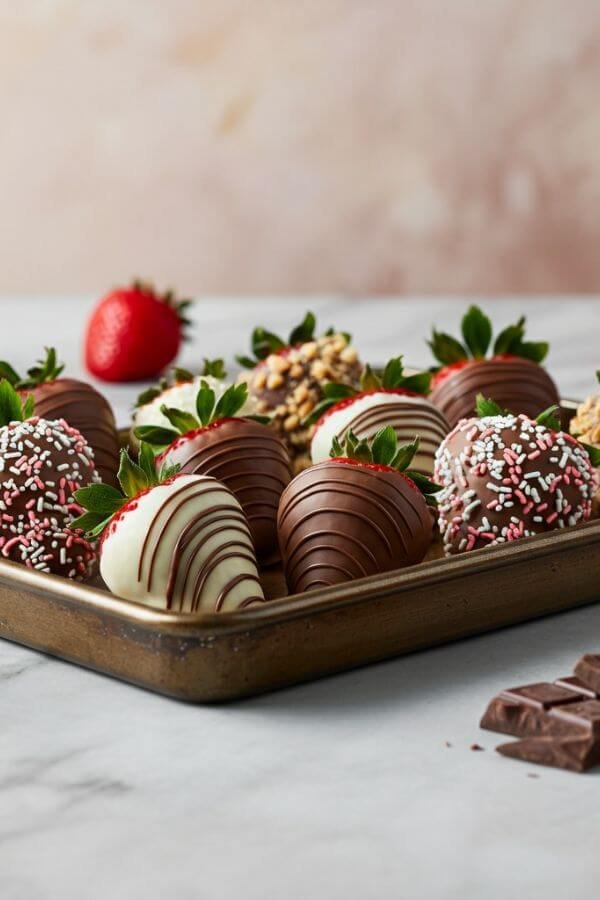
497,733,600,773
480,682,585,737
574,654,600,696
554,675,599,699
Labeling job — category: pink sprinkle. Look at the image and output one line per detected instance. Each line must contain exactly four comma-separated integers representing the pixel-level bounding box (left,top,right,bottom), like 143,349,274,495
515,490,527,505
528,450,541,460
546,512,558,524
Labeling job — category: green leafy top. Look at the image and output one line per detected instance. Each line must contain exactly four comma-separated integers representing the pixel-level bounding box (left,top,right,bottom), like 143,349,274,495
428,306,549,367
0,380,35,426
304,356,432,426
134,380,268,451
71,444,180,538
329,426,442,506
134,359,227,409
475,394,562,431
0,347,65,390
235,312,352,369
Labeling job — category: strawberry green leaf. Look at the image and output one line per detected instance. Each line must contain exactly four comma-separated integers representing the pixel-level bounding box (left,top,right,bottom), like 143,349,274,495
428,329,469,366
581,442,600,468
160,405,199,435
22,393,35,420
134,425,179,449
201,358,227,379
246,414,272,425
351,437,372,464
138,441,159,478
235,355,258,370
461,306,492,359
0,361,21,386
381,357,403,389
252,327,286,361
493,317,526,355
536,405,561,432
289,312,316,345
323,382,356,401
360,364,382,392
406,471,442,494
172,367,194,383
213,383,248,421
399,371,432,395
371,425,397,466
391,436,420,471
117,448,150,498
329,436,344,458
195,380,216,426
134,386,162,408
73,484,125,516
0,379,29,426
70,510,112,537
513,341,549,364
475,394,507,418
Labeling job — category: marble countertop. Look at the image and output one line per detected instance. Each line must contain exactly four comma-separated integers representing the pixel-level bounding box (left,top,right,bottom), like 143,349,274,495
2,297,600,900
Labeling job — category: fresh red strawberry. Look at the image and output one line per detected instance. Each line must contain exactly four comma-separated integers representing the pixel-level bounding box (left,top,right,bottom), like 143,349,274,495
305,356,449,475
277,426,439,593
428,305,560,427
84,281,192,382
135,380,291,562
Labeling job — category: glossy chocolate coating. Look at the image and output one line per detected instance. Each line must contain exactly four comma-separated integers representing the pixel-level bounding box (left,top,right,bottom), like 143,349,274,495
277,460,433,594
24,379,119,486
430,357,560,428
158,418,292,562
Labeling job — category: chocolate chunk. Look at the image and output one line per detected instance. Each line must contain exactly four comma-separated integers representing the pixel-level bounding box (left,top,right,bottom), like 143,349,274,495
574,654,600,695
497,733,600,773
480,682,584,738
554,675,599,699
547,700,600,736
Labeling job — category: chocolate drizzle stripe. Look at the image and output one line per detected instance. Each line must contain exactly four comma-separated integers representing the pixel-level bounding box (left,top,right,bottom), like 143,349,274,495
168,517,252,607
284,527,378,574
138,482,236,588
214,573,264,613
335,404,448,444
191,549,261,613
287,540,370,582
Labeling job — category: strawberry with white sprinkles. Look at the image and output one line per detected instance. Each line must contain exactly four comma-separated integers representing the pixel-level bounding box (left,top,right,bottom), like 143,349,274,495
434,396,600,556
0,380,98,579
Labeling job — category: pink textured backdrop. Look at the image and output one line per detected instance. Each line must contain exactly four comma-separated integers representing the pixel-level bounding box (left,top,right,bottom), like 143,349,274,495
1,1,600,295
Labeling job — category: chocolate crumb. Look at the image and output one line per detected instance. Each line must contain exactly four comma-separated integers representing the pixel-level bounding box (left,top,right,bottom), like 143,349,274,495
470,743,485,751
527,773,540,779
444,741,452,748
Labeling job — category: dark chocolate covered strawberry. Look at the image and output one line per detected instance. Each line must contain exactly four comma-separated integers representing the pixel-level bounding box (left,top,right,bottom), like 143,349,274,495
0,348,120,486
306,357,449,475
136,381,291,562
236,312,362,467
428,306,560,428
73,445,265,613
278,426,439,594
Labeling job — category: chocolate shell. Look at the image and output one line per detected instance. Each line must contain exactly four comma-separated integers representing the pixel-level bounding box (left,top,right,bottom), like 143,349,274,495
24,379,120,486
100,474,266,612
311,391,450,475
157,418,292,562
430,358,560,428
277,461,433,594
0,416,97,578
435,413,598,555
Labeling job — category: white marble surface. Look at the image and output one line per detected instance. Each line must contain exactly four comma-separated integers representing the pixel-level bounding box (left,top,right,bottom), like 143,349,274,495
1,297,600,900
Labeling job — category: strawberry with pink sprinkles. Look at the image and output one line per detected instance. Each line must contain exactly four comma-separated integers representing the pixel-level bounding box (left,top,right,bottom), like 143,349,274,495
0,380,98,579
434,395,600,557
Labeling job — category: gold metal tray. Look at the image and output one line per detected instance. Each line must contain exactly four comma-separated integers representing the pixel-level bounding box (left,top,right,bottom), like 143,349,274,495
0,400,597,703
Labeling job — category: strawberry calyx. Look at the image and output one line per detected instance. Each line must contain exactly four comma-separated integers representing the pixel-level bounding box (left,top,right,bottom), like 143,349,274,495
235,312,352,369
304,356,431,427
129,279,193,332
0,347,65,390
328,426,442,506
0,379,35,426
428,306,549,375
135,380,270,453
71,444,181,539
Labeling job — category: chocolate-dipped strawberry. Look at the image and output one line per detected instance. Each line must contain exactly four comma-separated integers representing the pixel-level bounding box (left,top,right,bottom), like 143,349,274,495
435,396,600,556
307,357,449,475
0,380,97,579
428,306,560,428
0,348,120,486
73,445,266,613
278,427,439,594
135,381,291,562
236,312,362,468
130,359,256,450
